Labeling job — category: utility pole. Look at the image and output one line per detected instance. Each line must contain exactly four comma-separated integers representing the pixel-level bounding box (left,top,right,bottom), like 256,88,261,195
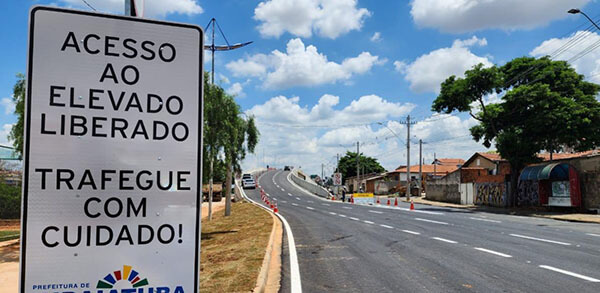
419,139,423,197
400,115,416,199
356,141,360,192
321,163,324,183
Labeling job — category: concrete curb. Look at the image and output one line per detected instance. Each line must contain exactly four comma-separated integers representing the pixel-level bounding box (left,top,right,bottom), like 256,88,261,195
237,169,284,293
253,212,282,293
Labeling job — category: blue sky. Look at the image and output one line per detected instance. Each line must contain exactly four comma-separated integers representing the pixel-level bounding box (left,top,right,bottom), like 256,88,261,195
2,0,600,175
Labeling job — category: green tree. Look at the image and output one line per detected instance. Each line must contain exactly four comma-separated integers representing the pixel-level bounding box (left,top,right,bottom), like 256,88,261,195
223,113,259,217
202,75,259,218
337,151,385,184
432,57,600,205
8,73,25,157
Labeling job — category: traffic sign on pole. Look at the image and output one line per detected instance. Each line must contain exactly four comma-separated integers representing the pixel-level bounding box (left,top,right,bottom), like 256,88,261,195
21,6,203,293
333,172,342,186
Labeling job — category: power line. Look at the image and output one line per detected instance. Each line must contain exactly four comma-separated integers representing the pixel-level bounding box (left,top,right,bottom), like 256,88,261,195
81,0,97,11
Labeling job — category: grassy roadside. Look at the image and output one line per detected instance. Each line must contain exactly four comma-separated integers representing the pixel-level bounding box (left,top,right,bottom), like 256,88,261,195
0,230,19,242
200,201,273,292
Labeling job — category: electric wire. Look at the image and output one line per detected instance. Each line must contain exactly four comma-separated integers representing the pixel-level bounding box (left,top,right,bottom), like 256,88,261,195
81,0,97,11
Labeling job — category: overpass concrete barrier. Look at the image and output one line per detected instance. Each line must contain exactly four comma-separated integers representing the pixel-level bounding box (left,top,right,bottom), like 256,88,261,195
290,170,332,199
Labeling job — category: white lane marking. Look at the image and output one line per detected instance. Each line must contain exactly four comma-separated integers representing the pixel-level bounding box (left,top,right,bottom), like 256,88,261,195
363,220,375,224
343,207,352,209
329,212,337,215
349,217,360,221
307,201,314,203
432,237,457,244
469,217,501,223
321,203,330,206
402,230,420,235
586,233,600,237
296,197,301,201
288,193,292,196
415,218,448,225
339,214,347,218
291,203,298,206
266,193,270,197
281,201,288,203
539,265,600,282
509,234,571,246
306,206,315,210
369,210,383,214
281,188,285,192
474,247,512,258
380,224,394,229
239,173,302,292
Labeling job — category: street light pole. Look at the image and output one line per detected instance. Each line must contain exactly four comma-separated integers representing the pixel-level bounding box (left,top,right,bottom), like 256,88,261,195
569,9,600,30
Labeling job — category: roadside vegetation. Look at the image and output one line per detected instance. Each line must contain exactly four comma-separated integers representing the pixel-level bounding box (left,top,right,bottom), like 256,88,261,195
433,57,600,203
200,201,272,292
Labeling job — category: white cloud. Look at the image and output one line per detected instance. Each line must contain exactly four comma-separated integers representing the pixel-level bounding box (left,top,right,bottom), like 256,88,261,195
226,54,270,78
397,36,492,93
242,94,487,175
531,30,600,84
1,97,15,115
410,0,591,33
218,74,230,84
0,124,13,145
59,0,203,18
370,32,382,42
393,60,407,74
226,82,245,98
254,0,370,39
227,38,383,89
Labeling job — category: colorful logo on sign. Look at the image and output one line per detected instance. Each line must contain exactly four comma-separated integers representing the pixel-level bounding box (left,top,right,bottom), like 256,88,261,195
96,265,149,289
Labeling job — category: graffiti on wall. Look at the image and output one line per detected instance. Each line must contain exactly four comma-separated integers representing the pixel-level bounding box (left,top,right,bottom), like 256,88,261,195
474,182,508,207
517,180,539,206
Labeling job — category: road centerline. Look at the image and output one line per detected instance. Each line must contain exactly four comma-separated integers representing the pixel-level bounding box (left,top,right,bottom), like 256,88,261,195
432,237,458,244
539,265,600,282
402,230,420,235
474,247,512,258
469,217,501,223
509,234,571,246
415,218,449,225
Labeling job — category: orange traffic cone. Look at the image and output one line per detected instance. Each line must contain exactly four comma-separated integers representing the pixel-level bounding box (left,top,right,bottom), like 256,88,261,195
410,199,415,211
394,198,398,206
387,199,391,206
273,201,278,213
376,197,380,204
331,196,336,201
351,197,354,204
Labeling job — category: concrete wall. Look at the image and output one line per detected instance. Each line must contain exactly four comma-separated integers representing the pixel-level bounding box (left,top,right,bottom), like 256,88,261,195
475,182,509,207
290,170,331,199
425,170,461,204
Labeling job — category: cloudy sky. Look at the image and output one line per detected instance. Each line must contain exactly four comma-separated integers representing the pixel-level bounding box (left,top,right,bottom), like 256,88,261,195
1,0,600,176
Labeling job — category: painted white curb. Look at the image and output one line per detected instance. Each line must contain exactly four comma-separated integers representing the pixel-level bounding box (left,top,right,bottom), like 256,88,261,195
240,171,302,293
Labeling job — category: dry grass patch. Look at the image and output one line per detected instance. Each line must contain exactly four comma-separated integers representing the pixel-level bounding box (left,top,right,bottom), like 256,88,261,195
200,201,273,292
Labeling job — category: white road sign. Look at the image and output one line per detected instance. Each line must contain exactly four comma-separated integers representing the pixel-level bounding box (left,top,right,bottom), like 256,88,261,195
333,173,342,186
21,7,203,293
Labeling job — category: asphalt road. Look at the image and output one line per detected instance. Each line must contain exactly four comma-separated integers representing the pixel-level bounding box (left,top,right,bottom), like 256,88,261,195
245,170,600,293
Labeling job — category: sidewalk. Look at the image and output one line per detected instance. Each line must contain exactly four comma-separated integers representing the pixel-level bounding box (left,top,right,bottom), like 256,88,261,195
409,196,600,224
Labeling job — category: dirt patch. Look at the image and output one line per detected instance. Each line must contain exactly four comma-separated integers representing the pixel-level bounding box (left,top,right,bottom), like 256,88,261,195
200,201,273,292
0,220,19,231
0,241,19,263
